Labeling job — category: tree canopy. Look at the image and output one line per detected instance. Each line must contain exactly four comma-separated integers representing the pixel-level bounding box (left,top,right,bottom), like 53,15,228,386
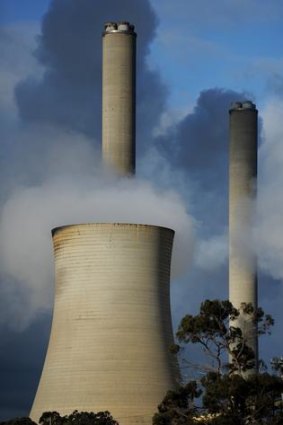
39,411,119,425
153,299,283,425
1,411,119,425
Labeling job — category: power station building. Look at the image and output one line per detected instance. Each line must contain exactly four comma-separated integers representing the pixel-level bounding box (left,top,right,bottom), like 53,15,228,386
229,101,258,365
30,22,178,425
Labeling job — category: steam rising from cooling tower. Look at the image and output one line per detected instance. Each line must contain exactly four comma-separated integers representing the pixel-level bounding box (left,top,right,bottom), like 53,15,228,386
30,22,178,425
229,101,258,366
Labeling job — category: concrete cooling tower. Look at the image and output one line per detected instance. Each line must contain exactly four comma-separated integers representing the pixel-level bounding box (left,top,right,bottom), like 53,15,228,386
30,224,177,424
30,22,178,425
102,22,136,175
229,101,258,366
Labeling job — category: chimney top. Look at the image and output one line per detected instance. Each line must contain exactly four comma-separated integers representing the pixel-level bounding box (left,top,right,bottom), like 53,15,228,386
103,21,136,35
229,101,256,112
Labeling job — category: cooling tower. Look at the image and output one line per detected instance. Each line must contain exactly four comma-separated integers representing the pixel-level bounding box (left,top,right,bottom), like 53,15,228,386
102,22,136,175
229,101,258,366
30,224,177,425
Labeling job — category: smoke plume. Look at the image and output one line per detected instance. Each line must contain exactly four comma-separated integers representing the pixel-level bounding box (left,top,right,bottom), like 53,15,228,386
256,98,283,280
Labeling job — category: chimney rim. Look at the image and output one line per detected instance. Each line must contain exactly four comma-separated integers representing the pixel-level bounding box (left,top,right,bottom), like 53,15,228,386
103,21,136,36
229,100,257,113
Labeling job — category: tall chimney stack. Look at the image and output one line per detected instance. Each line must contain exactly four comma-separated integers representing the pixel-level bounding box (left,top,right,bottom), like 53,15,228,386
102,22,136,175
229,101,258,367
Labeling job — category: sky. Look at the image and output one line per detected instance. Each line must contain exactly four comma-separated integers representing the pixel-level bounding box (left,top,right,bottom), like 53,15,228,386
1,0,283,420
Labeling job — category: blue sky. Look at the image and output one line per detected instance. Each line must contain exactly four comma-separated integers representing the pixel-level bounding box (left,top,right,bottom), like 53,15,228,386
1,0,283,420
148,0,283,109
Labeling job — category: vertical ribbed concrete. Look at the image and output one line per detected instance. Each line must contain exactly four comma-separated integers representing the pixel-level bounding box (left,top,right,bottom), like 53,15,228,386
229,101,258,365
30,224,177,425
102,22,136,175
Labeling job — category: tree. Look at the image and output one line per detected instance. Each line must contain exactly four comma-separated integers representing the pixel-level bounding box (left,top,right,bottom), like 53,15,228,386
175,299,273,375
271,356,283,378
1,411,119,425
153,382,201,425
153,300,283,425
39,411,119,425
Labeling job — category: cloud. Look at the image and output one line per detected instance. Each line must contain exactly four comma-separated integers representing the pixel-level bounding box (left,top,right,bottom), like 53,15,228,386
0,23,42,124
0,316,51,420
194,233,228,271
172,89,247,172
154,88,250,243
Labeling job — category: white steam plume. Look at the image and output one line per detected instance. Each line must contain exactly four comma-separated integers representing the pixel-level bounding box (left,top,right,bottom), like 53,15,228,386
256,98,283,280
0,129,195,328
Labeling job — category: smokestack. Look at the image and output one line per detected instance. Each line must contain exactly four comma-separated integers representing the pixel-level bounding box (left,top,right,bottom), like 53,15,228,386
102,22,136,175
30,224,178,424
229,101,258,367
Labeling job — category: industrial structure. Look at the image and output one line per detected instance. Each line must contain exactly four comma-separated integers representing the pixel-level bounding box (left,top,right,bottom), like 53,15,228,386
30,22,178,425
30,15,260,423
229,101,258,366
30,224,177,424
102,22,136,175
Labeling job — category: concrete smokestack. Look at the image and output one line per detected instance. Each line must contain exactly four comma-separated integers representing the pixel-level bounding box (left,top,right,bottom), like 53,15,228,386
102,22,136,175
30,224,178,425
229,101,258,366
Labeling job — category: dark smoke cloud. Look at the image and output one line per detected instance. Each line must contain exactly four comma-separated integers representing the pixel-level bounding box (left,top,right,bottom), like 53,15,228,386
153,88,250,236
0,316,51,419
161,89,248,189
15,0,167,157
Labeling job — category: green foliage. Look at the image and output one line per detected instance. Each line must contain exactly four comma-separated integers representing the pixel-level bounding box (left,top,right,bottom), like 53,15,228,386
175,300,273,375
152,383,201,425
201,372,283,423
1,411,119,425
39,411,119,425
153,299,283,425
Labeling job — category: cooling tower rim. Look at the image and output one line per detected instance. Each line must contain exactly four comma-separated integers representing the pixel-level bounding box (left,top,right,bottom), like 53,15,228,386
51,223,175,237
